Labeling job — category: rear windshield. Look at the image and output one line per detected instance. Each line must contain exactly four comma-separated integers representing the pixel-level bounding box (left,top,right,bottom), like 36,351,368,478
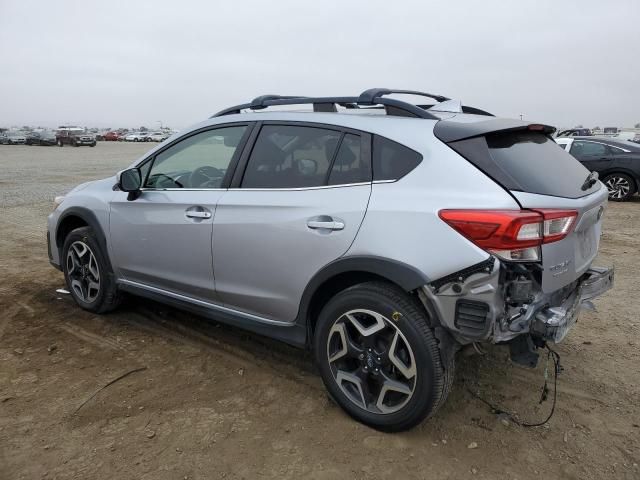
449,131,600,198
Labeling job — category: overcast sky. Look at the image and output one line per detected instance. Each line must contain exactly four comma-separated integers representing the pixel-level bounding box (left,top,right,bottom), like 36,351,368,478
0,0,638,130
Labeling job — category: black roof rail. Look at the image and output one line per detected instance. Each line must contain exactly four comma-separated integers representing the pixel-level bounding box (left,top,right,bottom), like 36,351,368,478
212,89,463,119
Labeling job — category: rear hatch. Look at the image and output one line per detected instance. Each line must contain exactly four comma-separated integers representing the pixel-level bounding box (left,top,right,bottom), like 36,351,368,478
435,117,608,293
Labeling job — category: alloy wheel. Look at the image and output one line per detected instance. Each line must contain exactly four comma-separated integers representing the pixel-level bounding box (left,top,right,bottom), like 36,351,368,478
326,309,417,414
66,241,101,303
605,175,631,200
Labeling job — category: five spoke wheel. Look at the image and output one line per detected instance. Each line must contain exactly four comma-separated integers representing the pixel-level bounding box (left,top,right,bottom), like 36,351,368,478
66,240,101,303
326,309,417,414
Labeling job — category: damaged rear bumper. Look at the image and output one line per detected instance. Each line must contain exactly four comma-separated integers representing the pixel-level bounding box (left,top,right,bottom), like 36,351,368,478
420,260,614,345
531,267,614,342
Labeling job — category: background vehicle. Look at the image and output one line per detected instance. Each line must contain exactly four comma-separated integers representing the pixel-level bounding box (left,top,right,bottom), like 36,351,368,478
56,129,96,147
145,131,169,142
26,130,57,146
557,128,592,137
103,131,120,141
124,132,148,142
556,136,640,201
0,132,27,144
48,89,613,431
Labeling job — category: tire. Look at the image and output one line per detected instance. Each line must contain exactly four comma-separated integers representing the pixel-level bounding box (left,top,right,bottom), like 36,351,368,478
62,226,120,314
73,141,79,147
133,138,139,142
90,143,96,147
602,173,636,201
314,281,452,432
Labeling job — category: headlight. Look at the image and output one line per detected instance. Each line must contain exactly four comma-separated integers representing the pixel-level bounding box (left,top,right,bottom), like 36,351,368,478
53,196,65,211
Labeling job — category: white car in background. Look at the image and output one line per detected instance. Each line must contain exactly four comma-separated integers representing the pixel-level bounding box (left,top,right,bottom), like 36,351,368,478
124,132,149,142
145,132,169,142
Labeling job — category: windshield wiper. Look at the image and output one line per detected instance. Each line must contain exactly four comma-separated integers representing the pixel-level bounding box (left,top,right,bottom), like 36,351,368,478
581,171,599,191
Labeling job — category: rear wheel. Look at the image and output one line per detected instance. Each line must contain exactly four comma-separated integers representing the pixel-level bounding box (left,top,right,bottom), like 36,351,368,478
603,173,636,201
62,226,120,314
314,281,453,432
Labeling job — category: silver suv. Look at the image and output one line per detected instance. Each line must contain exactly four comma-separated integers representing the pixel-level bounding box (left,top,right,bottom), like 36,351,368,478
47,89,614,431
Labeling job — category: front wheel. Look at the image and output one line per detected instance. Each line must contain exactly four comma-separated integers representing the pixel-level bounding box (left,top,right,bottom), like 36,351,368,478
314,281,453,432
62,226,120,314
603,173,636,201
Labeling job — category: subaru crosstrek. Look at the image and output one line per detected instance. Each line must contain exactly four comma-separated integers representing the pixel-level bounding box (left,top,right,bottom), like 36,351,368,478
47,89,614,431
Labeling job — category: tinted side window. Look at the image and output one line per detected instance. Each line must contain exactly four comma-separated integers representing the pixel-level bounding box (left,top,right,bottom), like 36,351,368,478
242,125,341,188
570,141,607,156
328,134,370,185
372,136,423,181
145,126,247,189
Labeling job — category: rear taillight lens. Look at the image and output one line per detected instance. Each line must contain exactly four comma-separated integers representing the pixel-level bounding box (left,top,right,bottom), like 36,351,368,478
439,209,578,262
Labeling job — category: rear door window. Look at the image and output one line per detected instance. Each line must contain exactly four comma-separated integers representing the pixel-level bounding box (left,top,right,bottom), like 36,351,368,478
570,141,607,157
328,133,370,185
242,125,341,188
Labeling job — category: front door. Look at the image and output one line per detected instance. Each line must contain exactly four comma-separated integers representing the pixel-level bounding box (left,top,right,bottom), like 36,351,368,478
213,124,372,322
109,124,251,302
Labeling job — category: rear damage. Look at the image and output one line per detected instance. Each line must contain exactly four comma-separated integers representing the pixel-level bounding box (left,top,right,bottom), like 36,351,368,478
426,116,614,365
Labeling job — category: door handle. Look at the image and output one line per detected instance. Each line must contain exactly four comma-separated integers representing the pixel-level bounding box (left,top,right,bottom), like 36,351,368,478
307,217,345,231
185,207,212,219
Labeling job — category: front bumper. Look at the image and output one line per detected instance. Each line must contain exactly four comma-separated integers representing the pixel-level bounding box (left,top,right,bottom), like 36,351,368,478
532,266,614,342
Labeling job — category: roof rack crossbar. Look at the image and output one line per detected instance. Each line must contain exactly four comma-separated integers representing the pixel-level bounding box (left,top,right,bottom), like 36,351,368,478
212,91,442,119
358,88,450,104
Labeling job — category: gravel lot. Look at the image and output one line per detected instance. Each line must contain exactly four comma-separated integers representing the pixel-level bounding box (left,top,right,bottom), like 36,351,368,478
0,142,638,479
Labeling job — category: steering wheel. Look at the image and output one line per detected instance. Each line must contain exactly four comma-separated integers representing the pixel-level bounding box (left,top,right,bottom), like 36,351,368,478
189,166,225,188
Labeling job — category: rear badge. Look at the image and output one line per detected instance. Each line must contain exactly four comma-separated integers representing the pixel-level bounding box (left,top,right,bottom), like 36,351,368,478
549,260,571,277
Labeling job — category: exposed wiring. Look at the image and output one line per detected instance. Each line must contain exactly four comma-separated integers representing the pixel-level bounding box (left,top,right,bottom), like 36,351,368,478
466,344,561,427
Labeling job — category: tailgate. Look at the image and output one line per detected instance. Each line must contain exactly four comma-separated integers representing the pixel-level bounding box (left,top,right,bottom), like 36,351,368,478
436,118,608,293
512,188,608,292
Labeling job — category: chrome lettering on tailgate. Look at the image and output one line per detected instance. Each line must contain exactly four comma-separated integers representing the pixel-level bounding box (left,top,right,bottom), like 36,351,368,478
550,260,571,277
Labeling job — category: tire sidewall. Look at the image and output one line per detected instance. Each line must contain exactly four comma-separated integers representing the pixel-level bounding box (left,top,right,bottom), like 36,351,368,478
314,285,440,430
62,227,110,312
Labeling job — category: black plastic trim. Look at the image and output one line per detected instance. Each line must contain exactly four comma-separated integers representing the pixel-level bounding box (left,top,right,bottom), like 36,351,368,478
295,255,430,337
55,207,111,268
118,282,307,348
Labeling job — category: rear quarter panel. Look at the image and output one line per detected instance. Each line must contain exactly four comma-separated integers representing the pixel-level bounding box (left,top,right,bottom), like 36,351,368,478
347,127,520,281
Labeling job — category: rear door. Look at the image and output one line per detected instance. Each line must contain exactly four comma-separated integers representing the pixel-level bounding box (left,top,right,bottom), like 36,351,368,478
569,140,612,172
213,122,372,322
442,126,607,293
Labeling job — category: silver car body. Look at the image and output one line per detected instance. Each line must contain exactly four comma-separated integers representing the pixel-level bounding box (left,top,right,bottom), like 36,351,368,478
48,108,613,347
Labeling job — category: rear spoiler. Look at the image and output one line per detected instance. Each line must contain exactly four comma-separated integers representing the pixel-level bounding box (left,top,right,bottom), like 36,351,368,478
434,118,556,143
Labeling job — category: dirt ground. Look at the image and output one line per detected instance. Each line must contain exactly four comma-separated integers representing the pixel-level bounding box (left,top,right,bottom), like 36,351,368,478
0,142,638,480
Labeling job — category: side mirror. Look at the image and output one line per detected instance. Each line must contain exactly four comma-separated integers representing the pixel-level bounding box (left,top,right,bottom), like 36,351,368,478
119,168,142,192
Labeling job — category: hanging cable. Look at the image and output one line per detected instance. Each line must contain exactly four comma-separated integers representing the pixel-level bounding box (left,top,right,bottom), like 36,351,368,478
466,344,562,427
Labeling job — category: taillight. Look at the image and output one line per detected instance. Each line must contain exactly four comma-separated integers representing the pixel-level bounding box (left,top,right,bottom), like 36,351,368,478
438,209,578,262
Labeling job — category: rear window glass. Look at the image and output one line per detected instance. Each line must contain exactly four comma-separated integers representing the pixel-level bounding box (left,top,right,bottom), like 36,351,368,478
372,136,422,181
451,131,599,199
